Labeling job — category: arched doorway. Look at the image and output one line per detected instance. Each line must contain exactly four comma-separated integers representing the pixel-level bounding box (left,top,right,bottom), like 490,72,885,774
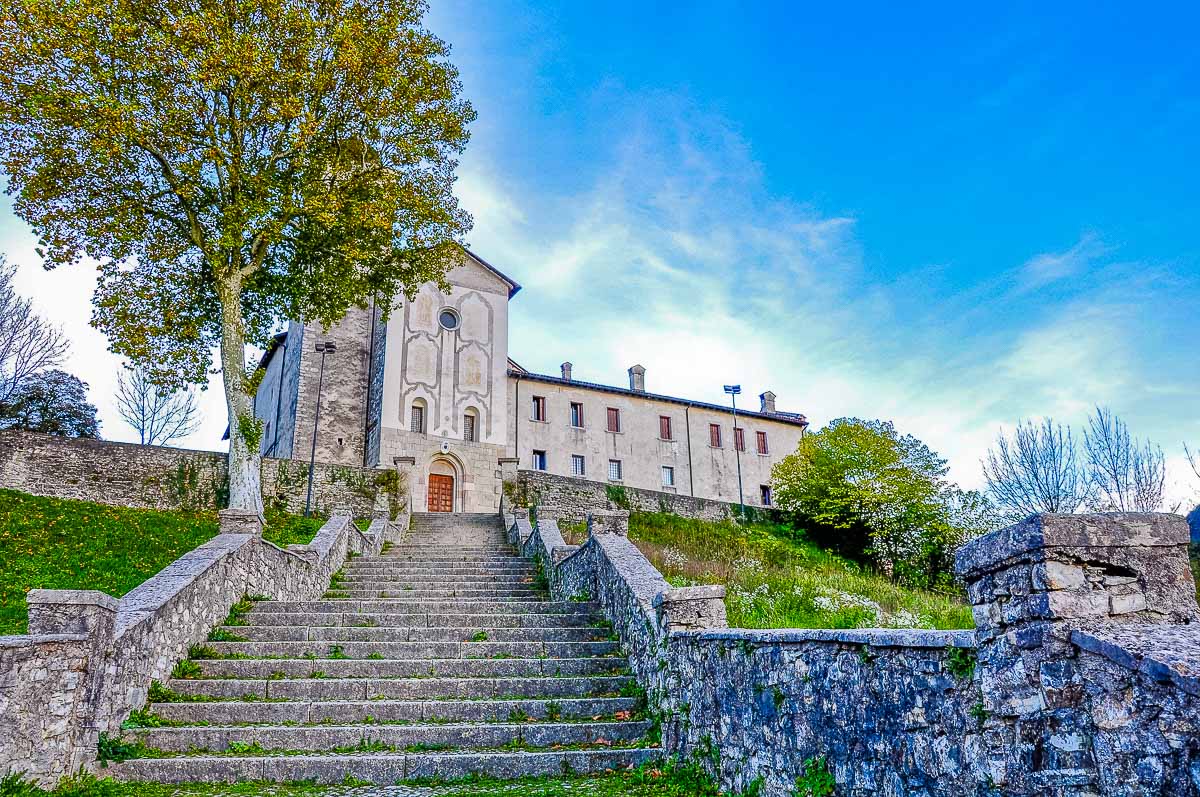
426,458,457,512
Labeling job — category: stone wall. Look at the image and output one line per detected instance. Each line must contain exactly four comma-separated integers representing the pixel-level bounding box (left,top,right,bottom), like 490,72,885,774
0,507,404,784
503,491,1200,796
0,430,400,517
512,469,740,522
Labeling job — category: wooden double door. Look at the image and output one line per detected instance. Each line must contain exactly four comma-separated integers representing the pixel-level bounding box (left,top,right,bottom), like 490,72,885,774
427,474,455,513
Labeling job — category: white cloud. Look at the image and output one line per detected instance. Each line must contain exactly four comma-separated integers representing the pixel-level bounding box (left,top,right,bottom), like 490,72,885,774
1017,231,1108,291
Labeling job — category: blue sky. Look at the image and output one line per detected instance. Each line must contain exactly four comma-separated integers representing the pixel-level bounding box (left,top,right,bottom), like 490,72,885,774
5,1,1199,500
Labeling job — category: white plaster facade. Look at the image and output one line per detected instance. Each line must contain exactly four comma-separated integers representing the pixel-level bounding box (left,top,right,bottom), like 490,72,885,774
253,248,808,513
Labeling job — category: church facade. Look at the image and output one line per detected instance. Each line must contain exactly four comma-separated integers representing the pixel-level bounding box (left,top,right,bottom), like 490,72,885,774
251,249,809,513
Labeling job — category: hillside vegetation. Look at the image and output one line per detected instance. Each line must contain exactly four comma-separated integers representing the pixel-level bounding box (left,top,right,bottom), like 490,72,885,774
565,512,973,630
0,489,324,635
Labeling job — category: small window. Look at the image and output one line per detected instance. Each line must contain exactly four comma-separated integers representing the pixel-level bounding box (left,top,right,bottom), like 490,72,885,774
570,402,584,428
532,450,547,471
410,404,425,433
659,415,673,441
734,427,745,452
608,459,623,481
760,485,772,506
463,414,476,442
606,407,621,433
661,465,675,487
571,455,586,477
531,396,546,422
438,308,460,331
756,431,769,455
709,423,722,448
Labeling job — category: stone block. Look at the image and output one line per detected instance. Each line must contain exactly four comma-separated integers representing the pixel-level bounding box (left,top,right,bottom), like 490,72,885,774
219,508,265,536
1034,561,1087,591
654,585,728,631
26,589,118,637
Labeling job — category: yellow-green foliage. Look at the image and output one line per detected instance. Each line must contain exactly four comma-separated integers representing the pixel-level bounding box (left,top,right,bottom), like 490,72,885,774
0,489,218,634
627,512,973,630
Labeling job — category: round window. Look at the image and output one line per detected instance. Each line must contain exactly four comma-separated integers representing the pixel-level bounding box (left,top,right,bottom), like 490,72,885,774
438,309,460,331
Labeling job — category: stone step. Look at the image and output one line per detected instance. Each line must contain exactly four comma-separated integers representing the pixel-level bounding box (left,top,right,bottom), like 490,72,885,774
339,574,537,584
125,719,653,754
193,656,627,680
150,696,640,726
238,612,600,628
343,564,535,574
202,640,619,660
216,626,608,644
165,674,633,701
250,600,599,615
324,590,547,600
113,748,659,785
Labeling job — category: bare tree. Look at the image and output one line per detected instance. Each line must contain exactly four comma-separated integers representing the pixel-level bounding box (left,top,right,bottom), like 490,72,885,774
116,364,199,446
983,418,1089,520
0,256,67,404
1083,406,1171,512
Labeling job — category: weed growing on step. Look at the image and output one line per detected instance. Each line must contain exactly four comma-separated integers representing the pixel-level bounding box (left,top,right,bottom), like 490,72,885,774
544,701,562,721
222,596,255,626
187,644,220,660
207,628,247,643
96,733,151,767
470,631,490,642
326,645,349,659
170,659,202,679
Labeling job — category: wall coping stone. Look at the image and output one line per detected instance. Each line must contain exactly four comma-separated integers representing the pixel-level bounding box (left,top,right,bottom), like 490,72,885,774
0,633,89,648
1071,625,1200,697
26,590,119,611
678,627,977,648
956,512,1189,577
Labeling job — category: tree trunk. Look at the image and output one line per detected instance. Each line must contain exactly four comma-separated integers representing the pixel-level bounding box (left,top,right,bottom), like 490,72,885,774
217,281,264,514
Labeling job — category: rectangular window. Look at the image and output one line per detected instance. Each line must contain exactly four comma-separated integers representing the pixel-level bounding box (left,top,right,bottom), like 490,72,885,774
571,454,586,476
532,450,547,471
756,431,769,455
659,415,673,441
463,414,476,442
661,465,675,487
734,427,745,452
570,402,584,428
606,407,621,433
760,485,772,506
531,396,546,422
709,423,722,448
410,405,425,433
608,459,623,481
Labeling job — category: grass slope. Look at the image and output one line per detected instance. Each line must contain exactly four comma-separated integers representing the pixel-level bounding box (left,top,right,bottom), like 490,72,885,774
0,490,326,635
565,512,972,630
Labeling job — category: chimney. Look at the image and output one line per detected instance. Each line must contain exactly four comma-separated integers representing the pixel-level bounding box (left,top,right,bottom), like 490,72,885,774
759,390,776,414
628,364,646,393
561,362,573,381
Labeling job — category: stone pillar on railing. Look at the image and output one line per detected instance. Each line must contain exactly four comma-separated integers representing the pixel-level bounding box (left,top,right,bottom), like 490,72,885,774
955,512,1196,794
654,585,728,631
26,589,119,764
587,509,630,537
218,508,264,536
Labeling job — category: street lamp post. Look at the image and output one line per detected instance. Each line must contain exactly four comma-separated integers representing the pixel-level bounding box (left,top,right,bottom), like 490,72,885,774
304,341,336,517
723,384,744,519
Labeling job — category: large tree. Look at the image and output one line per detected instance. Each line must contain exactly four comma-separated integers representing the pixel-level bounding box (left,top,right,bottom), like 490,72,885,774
0,0,474,512
0,369,99,438
982,419,1089,521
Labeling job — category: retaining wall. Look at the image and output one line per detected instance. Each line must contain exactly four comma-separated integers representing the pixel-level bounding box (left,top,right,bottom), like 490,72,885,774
0,506,405,784
503,494,1200,796
0,430,399,517
512,469,742,522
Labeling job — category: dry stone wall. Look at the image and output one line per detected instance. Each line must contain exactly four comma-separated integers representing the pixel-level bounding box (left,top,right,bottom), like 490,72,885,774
503,492,1200,797
0,506,403,784
513,469,739,522
0,430,397,517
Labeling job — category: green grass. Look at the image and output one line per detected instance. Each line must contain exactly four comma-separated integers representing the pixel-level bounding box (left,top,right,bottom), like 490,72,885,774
262,511,325,548
0,489,219,635
566,511,972,630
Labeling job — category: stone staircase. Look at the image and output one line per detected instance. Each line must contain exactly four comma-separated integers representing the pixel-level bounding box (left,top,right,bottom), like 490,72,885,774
115,513,658,783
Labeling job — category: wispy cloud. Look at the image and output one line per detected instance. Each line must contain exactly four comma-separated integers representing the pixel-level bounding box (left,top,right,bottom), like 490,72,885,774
1017,231,1109,291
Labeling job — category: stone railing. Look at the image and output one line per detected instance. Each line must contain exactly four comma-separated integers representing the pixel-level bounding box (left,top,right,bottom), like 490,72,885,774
503,497,1200,796
510,469,743,523
0,505,405,785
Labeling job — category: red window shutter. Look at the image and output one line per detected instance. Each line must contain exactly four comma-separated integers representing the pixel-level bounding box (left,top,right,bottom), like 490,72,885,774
607,408,620,432
709,424,721,447
660,416,672,440
757,431,768,454
735,428,745,452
